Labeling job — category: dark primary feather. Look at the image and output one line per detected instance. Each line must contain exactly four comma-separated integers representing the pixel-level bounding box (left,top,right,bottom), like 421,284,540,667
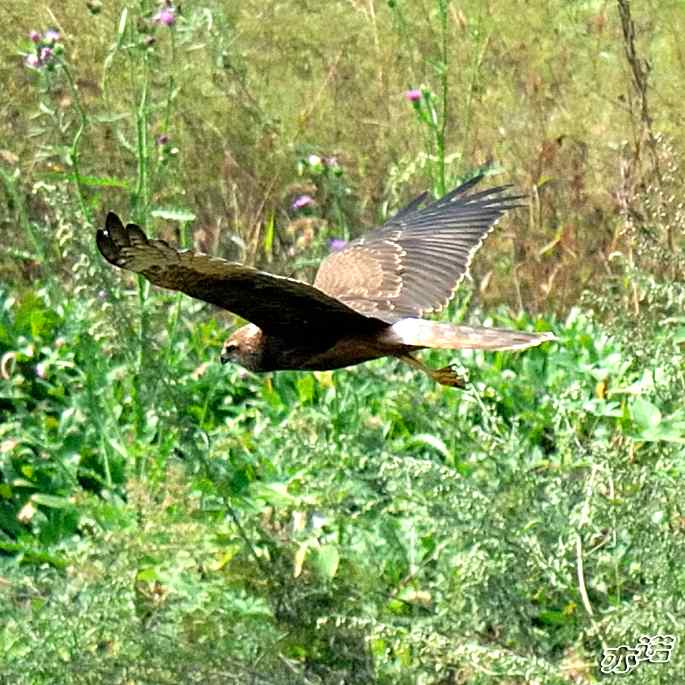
314,174,524,321
96,213,385,339
384,191,430,224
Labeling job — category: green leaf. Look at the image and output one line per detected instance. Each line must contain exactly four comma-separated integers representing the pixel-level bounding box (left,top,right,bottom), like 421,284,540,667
631,398,662,431
136,567,159,583
30,494,73,509
296,374,315,403
581,399,622,418
537,609,572,626
313,545,340,580
410,433,451,460
91,113,130,124
263,212,275,259
72,174,129,188
14,291,60,339
293,543,309,578
639,413,685,443
117,6,128,40
262,382,283,409
150,208,197,222
0,541,66,568
251,482,298,507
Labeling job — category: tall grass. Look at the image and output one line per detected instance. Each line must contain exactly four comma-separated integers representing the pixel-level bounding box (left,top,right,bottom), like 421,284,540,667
2,0,684,306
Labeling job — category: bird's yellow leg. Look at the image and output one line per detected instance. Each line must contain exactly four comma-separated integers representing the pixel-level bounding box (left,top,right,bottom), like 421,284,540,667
397,354,466,388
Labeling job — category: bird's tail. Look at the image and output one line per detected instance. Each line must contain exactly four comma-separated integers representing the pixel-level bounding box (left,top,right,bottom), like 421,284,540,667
383,318,556,351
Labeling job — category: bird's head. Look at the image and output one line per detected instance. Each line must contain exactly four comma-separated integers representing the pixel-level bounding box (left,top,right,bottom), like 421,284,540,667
220,323,263,371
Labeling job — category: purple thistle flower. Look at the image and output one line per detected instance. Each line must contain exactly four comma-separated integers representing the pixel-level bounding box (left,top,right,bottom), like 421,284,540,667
25,53,41,69
43,29,60,45
156,133,170,145
39,47,53,63
292,194,314,210
153,5,176,26
324,156,339,168
29,30,41,43
404,89,421,102
329,238,347,252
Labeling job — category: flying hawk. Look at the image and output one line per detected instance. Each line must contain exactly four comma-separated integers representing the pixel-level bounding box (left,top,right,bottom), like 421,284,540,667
96,175,554,387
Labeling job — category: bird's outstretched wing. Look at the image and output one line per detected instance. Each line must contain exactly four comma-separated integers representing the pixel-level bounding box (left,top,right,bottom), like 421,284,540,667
96,213,385,338
314,174,523,322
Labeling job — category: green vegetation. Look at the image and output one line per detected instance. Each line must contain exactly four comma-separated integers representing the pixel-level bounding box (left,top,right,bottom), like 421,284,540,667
1,1,684,682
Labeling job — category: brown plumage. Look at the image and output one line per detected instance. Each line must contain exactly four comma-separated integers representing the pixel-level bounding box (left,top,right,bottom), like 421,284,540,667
96,175,555,386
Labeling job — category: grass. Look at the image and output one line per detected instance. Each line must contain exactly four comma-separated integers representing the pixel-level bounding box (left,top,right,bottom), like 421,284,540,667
1,0,685,682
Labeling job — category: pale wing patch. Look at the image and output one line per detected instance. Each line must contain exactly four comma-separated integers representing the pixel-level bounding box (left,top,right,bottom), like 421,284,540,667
313,176,524,322
314,239,404,301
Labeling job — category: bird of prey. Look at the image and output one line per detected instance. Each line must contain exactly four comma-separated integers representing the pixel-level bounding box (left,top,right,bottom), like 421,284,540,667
96,174,554,387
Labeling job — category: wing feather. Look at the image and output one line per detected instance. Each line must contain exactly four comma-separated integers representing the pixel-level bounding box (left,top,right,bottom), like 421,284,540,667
314,174,523,320
97,213,385,337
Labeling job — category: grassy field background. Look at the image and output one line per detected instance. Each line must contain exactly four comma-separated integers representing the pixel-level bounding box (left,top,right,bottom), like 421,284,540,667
1,1,684,682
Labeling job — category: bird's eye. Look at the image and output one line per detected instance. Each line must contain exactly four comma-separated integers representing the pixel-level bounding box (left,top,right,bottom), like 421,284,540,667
221,342,239,365
222,342,239,358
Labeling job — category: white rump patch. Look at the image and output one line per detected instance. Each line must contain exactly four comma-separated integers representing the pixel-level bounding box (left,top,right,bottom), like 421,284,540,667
383,318,439,347
381,318,556,351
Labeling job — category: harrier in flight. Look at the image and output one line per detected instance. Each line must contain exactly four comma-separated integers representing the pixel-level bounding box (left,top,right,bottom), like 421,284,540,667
97,175,554,386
